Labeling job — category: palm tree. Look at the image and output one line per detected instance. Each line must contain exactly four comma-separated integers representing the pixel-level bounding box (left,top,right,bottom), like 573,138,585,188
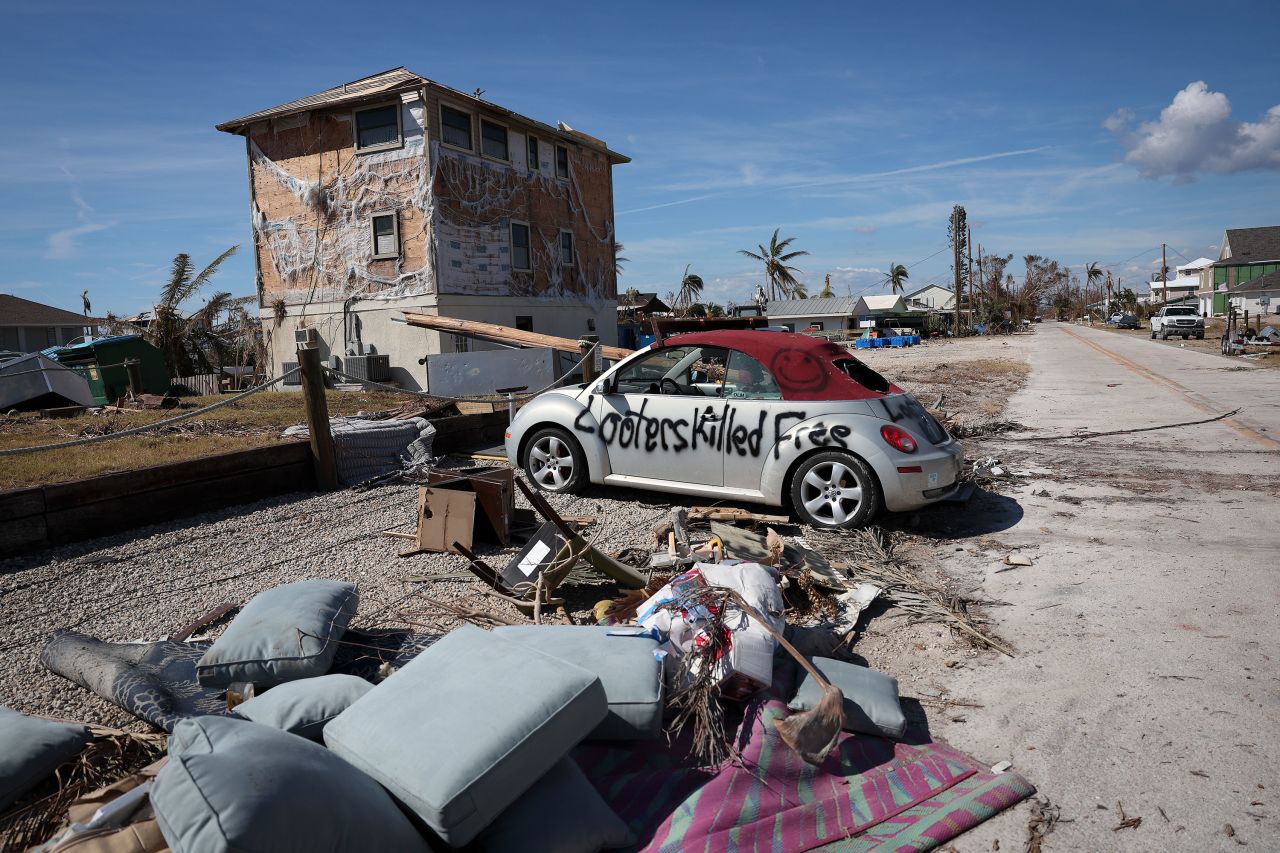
882,262,909,295
675,265,704,314
613,242,629,277
819,274,834,299
738,228,808,301
151,246,240,379
1084,261,1103,314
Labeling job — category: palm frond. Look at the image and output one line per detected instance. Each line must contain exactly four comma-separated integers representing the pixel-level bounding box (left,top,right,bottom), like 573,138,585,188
162,254,193,307
185,245,239,300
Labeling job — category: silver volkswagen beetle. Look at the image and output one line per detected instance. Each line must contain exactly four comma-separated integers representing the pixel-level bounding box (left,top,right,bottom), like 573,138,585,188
505,330,963,529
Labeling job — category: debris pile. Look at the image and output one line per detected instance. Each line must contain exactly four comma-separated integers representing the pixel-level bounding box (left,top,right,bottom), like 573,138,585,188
2,472,1034,851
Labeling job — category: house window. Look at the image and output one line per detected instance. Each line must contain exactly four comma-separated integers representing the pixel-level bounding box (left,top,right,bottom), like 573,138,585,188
515,316,533,332
480,119,509,161
559,230,575,266
45,327,58,347
555,145,569,179
353,104,401,152
510,221,531,271
527,136,539,172
371,212,399,259
440,104,473,151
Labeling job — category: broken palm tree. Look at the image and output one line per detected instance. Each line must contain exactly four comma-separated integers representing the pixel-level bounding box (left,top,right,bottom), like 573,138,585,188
810,526,1013,656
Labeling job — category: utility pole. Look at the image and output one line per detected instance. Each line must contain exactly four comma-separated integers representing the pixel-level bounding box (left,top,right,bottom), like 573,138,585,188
1161,243,1168,306
952,208,962,333
976,244,985,320
966,226,974,328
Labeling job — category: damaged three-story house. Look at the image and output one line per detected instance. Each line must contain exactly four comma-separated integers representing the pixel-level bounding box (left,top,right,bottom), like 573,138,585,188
216,67,629,388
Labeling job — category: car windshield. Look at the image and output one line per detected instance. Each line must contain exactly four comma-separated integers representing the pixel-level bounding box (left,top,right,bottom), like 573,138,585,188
1167,307,1197,316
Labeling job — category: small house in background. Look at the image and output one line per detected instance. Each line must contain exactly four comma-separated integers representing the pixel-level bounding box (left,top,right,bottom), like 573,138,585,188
1149,257,1212,306
765,297,862,334
216,67,629,391
903,284,954,312
0,294,95,356
1198,226,1280,316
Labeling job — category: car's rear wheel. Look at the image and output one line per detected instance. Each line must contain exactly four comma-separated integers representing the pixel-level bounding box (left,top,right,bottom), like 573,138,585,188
789,452,880,529
522,427,586,494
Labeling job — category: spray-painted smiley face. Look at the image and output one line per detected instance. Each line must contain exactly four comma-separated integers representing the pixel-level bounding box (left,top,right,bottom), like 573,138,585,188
769,348,829,392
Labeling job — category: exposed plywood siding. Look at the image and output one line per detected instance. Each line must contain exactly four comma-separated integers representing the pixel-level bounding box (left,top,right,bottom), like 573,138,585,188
249,86,618,309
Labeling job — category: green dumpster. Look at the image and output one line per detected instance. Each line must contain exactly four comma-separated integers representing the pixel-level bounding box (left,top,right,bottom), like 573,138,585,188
48,335,169,405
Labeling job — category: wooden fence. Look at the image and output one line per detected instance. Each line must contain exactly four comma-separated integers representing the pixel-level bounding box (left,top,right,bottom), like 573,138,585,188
0,412,507,557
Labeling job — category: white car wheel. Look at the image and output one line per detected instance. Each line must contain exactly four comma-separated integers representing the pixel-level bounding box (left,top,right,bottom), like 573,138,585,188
790,452,880,529
523,428,585,493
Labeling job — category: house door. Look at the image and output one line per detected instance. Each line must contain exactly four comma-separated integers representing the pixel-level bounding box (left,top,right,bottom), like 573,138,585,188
590,344,728,487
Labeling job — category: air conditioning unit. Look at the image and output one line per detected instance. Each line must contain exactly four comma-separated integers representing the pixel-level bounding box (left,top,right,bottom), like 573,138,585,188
294,327,318,346
281,361,302,385
342,354,390,382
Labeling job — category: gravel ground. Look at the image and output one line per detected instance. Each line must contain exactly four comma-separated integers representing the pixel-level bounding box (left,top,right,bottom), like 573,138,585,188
0,468,683,729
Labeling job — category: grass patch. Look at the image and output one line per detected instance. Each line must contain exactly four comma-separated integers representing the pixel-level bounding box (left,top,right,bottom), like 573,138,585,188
0,390,417,491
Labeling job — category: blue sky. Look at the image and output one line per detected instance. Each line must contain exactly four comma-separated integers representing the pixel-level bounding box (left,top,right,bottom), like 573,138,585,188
3,0,1278,316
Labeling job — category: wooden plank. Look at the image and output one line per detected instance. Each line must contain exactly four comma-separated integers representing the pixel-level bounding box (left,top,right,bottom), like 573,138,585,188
0,514,48,554
454,400,496,415
404,312,633,362
45,459,313,544
0,487,46,521
42,441,312,511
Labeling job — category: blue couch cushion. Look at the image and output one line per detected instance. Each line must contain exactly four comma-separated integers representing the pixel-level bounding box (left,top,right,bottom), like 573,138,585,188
477,758,634,852
196,580,358,688
324,624,607,847
153,716,431,853
233,674,372,740
494,625,663,740
0,707,90,811
789,657,907,739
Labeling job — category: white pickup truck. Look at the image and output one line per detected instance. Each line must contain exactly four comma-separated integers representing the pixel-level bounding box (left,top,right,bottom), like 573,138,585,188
1149,306,1205,340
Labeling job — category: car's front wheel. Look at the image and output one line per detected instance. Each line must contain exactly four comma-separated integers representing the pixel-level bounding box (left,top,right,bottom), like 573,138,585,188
789,452,880,529
522,427,586,494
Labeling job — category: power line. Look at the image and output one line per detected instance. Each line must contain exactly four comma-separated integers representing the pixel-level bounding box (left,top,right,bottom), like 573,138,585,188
907,246,949,269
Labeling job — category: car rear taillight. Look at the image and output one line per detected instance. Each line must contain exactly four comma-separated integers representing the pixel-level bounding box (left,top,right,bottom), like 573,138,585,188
880,425,917,454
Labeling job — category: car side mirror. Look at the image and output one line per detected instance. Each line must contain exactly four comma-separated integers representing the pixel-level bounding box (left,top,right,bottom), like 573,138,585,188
593,379,612,395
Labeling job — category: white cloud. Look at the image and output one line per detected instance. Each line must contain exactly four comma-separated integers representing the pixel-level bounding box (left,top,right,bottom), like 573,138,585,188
46,221,117,259
1105,81,1280,181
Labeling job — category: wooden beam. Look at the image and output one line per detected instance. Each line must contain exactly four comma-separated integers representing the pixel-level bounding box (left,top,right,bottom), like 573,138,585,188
402,312,634,362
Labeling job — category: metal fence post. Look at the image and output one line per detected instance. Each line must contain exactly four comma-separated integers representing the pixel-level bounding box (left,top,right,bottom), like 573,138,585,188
297,346,338,491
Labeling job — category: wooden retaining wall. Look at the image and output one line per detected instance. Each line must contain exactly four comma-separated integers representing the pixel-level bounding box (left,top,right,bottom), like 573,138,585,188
0,412,508,557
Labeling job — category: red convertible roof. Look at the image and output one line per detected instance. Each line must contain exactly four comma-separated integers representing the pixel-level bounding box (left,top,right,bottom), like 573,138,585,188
661,330,901,401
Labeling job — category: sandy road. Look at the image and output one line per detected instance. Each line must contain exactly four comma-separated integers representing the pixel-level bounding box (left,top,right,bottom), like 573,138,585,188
931,322,1279,851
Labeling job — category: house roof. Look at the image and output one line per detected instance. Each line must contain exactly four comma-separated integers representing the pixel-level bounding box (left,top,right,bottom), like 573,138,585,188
0,294,95,326
903,284,952,299
1218,226,1280,265
215,66,630,164
860,294,911,312
1230,269,1280,294
767,297,860,318
1175,257,1216,274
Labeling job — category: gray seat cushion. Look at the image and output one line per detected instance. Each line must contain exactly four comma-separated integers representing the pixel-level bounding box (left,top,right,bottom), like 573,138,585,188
196,580,358,688
494,625,663,740
476,758,634,852
153,716,432,853
0,707,91,811
324,624,607,847
233,674,372,740
789,657,907,739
